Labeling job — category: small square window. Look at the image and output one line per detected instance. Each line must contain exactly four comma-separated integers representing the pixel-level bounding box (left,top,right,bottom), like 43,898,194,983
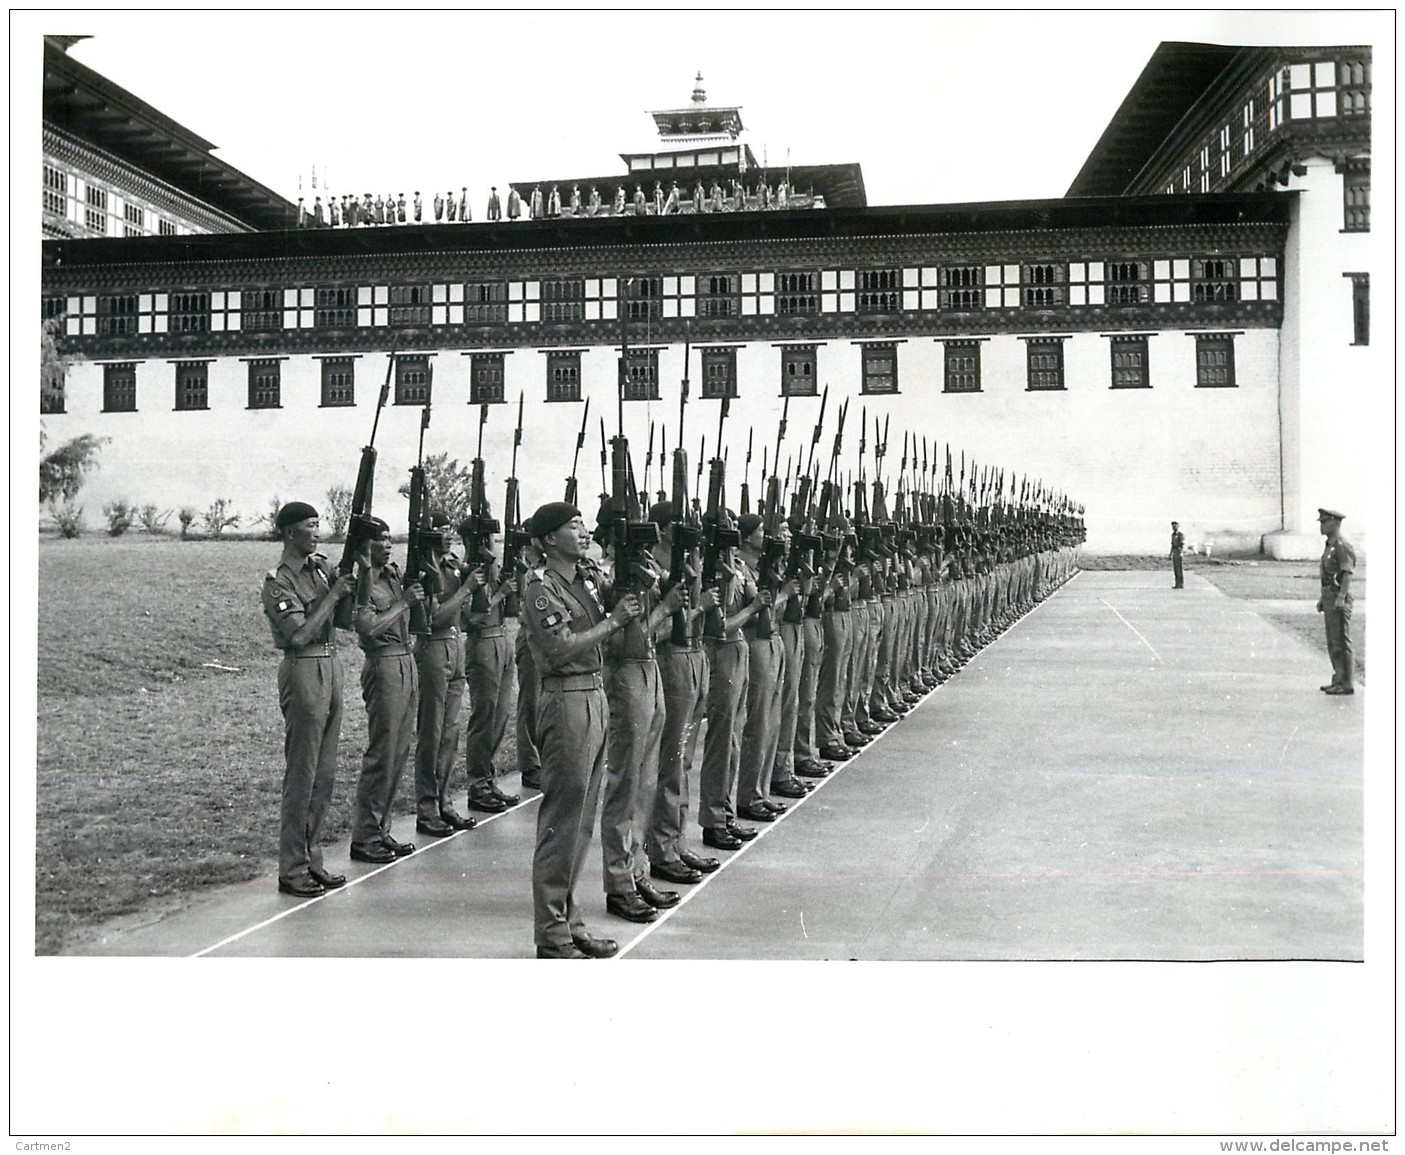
1025,338,1065,391
248,359,282,408
780,345,818,397
701,348,738,398
860,343,898,394
943,341,981,393
396,355,430,405
103,363,138,412
176,362,209,411
470,353,505,404
322,358,356,407
1194,335,1236,388
547,351,582,402
1109,336,1150,389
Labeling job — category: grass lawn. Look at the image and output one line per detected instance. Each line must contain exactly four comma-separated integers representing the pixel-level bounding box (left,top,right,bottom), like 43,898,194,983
33,537,1364,954
35,533,520,955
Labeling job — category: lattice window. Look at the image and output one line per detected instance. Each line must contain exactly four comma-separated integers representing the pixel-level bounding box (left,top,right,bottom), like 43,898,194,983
464,282,508,324
1219,126,1232,178
159,219,178,236
1025,338,1065,391
470,353,505,404
546,351,581,402
1346,274,1369,346
1023,264,1066,308
316,287,356,328
940,266,984,311
700,347,738,398
98,294,139,335
247,359,282,408
43,164,67,217
776,271,819,314
321,358,355,407
1192,259,1238,303
624,276,664,321
85,184,108,234
175,362,209,411
1339,59,1370,116
389,285,430,326
1288,61,1338,119
1105,261,1149,305
1269,69,1287,130
857,269,901,313
102,362,138,412
396,355,430,405
243,288,283,332
123,202,144,237
1243,100,1256,156
1343,171,1369,232
943,341,981,393
698,274,740,317
621,348,659,400
1194,335,1236,388
780,345,817,397
1109,335,1150,389
168,291,210,333
860,343,898,394
541,279,584,322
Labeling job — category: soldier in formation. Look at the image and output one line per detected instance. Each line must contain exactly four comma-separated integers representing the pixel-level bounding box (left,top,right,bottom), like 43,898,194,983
260,421,1084,961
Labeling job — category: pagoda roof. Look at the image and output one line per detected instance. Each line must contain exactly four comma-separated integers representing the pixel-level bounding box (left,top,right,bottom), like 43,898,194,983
43,36,300,231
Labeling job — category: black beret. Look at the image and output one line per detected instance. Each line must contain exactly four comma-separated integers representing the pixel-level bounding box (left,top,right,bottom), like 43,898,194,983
648,500,675,528
275,501,319,529
428,508,452,529
737,513,764,540
528,501,581,539
366,516,392,537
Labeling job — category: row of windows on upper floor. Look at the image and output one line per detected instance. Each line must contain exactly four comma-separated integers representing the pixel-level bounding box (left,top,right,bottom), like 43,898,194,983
48,257,1281,337
44,332,1284,417
43,163,186,238
1157,59,1371,225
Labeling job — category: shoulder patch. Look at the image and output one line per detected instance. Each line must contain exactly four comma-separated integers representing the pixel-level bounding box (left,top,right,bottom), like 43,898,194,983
540,611,564,629
534,596,549,611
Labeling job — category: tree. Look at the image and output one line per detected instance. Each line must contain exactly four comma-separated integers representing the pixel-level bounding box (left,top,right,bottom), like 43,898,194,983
39,433,108,505
40,316,76,414
396,452,474,526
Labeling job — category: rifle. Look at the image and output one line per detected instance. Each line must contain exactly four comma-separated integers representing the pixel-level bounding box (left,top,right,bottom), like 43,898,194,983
338,350,395,576
501,391,528,617
739,427,754,516
606,339,660,606
462,401,501,572
701,395,741,636
563,396,590,505
405,374,440,636
666,369,703,646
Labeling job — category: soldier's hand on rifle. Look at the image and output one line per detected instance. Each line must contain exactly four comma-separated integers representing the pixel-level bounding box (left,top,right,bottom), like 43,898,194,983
661,583,688,614
753,587,775,609
610,594,644,624
331,573,357,601
780,578,802,601
499,575,517,598
403,581,425,606
463,565,487,593
697,586,720,613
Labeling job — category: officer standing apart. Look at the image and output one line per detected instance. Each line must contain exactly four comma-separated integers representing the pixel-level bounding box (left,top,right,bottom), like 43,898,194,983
262,502,356,897
522,502,643,959
350,518,423,864
1170,521,1185,589
1316,508,1356,696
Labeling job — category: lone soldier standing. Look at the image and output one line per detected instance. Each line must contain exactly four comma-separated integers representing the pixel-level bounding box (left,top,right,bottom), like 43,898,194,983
350,518,423,864
522,502,643,959
261,502,355,897
1170,521,1185,589
1316,508,1356,695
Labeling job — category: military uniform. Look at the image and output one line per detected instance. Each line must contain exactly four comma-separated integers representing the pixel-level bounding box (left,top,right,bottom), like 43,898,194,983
1170,525,1185,589
514,622,542,787
352,560,418,856
262,551,352,889
415,554,469,828
699,554,752,837
816,552,855,757
1318,510,1356,694
738,551,787,817
462,564,518,810
523,558,612,951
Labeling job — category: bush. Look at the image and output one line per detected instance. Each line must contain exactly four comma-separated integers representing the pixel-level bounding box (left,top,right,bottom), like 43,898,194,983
325,485,353,539
256,495,283,540
397,452,473,526
138,504,173,534
50,501,84,538
178,507,198,540
103,500,136,537
201,499,241,539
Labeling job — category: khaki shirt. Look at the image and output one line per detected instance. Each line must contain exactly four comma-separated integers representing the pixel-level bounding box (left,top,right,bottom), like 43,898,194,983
262,553,347,650
523,562,607,677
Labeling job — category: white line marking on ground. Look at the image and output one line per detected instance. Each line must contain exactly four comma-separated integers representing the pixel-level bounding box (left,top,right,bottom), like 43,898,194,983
190,793,543,957
614,573,1080,959
1099,598,1161,662
1278,725,1299,765
801,911,808,939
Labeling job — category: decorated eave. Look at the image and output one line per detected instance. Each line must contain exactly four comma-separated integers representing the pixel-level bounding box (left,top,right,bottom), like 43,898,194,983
650,103,745,138
42,192,1292,275
42,36,299,232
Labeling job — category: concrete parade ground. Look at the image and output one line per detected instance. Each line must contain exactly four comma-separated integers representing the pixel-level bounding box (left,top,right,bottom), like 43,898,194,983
73,568,1363,962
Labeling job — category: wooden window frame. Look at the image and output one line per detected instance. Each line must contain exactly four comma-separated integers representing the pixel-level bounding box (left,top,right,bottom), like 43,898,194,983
102,362,138,413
